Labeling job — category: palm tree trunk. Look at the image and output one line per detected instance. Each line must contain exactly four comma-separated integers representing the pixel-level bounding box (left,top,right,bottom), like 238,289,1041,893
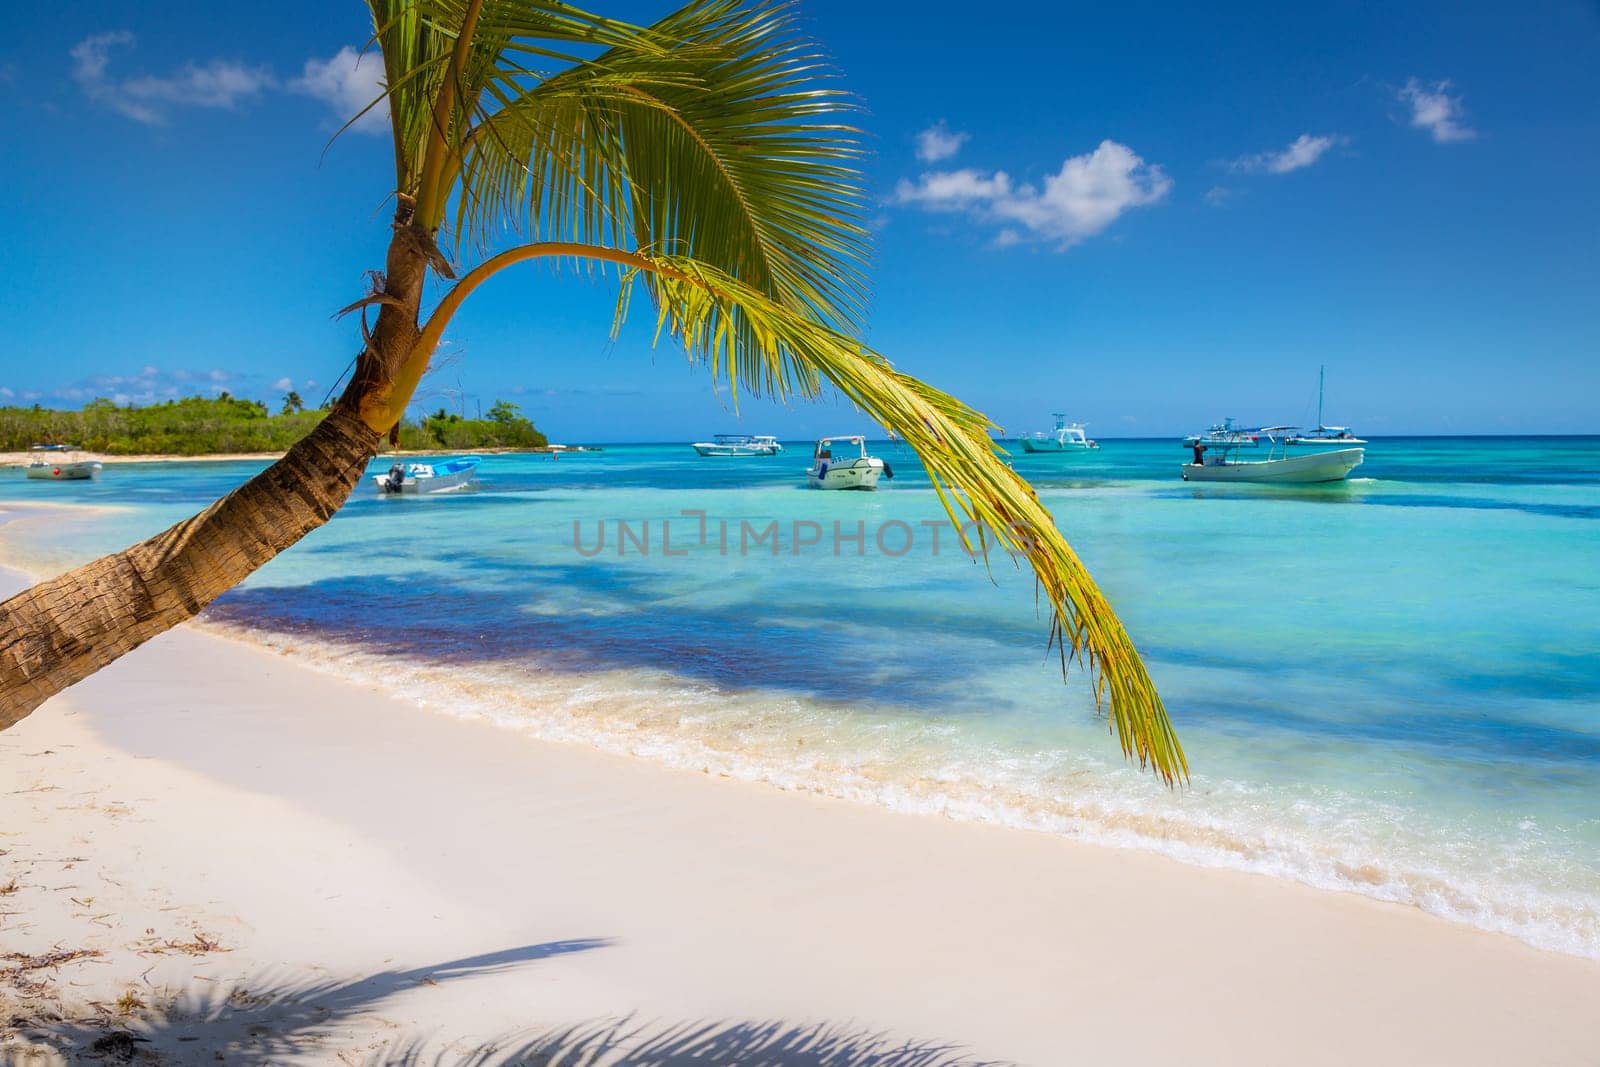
0,407,382,728
0,200,437,731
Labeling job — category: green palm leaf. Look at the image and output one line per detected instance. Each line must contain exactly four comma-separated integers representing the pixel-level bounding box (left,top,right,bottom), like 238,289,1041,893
625,251,1189,784
374,0,1185,781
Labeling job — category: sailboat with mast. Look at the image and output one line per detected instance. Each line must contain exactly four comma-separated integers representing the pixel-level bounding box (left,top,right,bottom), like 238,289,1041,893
1285,366,1366,448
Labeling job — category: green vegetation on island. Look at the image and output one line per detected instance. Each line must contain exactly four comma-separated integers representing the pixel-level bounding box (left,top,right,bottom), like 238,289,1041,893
398,400,547,450
1,395,546,456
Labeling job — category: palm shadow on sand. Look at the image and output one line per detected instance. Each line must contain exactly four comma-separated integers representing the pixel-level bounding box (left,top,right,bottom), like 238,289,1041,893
14,940,1009,1066
381,1017,1013,1066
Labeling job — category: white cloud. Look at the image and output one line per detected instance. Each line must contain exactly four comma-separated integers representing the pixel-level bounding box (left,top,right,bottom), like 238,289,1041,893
39,366,243,407
124,61,272,109
71,32,271,124
0,387,13,399
70,32,129,85
1203,185,1233,206
894,140,1171,250
70,33,383,135
272,377,294,392
71,32,153,122
1230,133,1342,174
1398,78,1476,143
895,167,1011,206
290,46,388,134
914,121,968,163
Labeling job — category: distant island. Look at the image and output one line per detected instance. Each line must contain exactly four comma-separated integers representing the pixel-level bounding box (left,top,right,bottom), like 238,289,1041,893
0,394,549,458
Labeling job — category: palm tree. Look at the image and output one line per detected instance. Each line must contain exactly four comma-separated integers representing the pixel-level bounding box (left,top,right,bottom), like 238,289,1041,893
0,0,1185,782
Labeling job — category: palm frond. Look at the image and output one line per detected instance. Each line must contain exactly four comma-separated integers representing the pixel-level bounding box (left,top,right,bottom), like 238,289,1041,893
373,0,1185,781
449,0,871,344
606,250,1187,784
366,0,652,196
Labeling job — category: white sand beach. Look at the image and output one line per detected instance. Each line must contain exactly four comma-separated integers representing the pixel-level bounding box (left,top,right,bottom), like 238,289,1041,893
0,446,588,469
2,564,1597,1065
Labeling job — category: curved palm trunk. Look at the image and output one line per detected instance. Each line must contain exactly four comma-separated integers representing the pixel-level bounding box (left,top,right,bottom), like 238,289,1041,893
0,408,381,728
0,203,433,731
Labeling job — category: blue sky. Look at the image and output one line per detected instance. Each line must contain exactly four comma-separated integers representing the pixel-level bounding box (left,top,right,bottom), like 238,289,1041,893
3,0,1597,440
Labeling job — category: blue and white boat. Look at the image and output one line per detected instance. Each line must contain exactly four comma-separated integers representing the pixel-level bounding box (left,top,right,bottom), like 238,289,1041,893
373,456,481,494
806,435,892,490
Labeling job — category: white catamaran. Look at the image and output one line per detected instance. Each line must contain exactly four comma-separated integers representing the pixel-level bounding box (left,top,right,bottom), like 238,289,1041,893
1182,420,1363,483
691,434,783,457
1285,366,1367,448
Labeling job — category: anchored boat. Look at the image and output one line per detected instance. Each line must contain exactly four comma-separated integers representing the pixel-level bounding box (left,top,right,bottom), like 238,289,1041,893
1019,414,1099,453
373,456,481,494
1285,366,1367,448
691,434,783,457
1182,421,1362,483
806,435,892,490
25,444,102,481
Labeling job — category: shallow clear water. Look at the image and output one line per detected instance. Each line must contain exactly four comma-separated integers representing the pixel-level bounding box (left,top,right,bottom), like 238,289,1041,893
3,437,1598,956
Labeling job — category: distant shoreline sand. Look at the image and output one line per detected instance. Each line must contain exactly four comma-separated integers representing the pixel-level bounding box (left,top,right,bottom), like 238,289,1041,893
0,444,597,469
1,539,1597,1061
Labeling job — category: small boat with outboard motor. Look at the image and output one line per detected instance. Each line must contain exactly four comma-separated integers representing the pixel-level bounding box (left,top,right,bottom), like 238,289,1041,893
1182,420,1362,483
373,456,481,494
25,444,102,481
806,435,892,490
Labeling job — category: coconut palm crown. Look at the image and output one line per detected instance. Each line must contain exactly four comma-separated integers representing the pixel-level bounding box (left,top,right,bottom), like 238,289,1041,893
0,0,1186,784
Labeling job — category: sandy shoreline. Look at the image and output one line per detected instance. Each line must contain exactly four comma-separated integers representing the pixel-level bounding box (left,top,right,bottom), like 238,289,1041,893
2,564,1598,1064
0,445,598,469
0,450,289,467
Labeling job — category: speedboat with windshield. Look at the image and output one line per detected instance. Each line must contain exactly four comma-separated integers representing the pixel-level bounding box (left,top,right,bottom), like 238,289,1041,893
1182,420,1362,483
1019,413,1099,453
373,456,481,494
691,434,783,457
25,444,102,481
806,435,892,490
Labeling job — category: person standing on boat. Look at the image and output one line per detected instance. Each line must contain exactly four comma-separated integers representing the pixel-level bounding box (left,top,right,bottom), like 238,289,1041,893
1192,443,1207,465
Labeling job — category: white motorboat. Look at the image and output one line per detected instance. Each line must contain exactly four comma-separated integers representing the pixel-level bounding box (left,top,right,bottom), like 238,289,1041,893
25,444,102,481
373,456,481,494
1182,421,1362,483
806,435,892,490
1285,427,1366,448
1285,366,1367,448
691,434,783,457
1019,414,1099,453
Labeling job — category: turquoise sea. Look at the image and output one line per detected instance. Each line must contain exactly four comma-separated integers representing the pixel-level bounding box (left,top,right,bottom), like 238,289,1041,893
2,437,1598,957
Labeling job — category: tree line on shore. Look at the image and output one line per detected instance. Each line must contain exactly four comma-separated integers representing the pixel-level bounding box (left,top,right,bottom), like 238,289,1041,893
1,394,547,455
